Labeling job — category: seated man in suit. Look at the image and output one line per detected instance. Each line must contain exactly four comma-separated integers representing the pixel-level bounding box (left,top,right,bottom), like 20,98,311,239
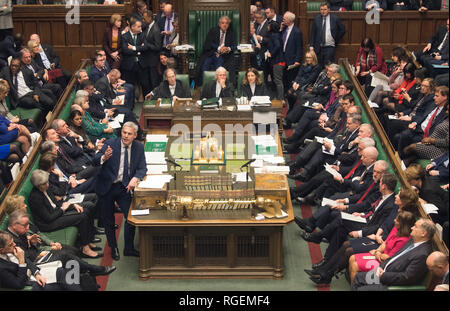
426,152,449,184
94,122,147,261
94,69,132,110
20,48,62,101
196,16,237,86
88,53,109,84
395,86,448,158
0,230,82,291
29,34,71,89
74,68,89,91
288,110,362,182
0,57,56,115
415,19,448,65
145,68,190,101
6,210,116,278
352,218,436,290
200,66,235,99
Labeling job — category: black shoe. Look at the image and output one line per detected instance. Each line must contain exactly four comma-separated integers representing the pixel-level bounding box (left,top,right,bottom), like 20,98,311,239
300,231,322,244
111,247,120,261
282,120,292,129
95,227,105,235
123,248,140,257
91,265,117,276
90,246,102,251
309,274,332,285
312,259,327,270
303,192,317,206
297,169,310,182
287,172,304,180
114,224,119,230
294,216,315,233
91,237,101,243
304,269,321,278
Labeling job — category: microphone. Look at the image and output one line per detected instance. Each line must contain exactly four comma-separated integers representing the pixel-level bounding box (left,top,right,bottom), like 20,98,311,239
165,157,182,169
240,158,256,169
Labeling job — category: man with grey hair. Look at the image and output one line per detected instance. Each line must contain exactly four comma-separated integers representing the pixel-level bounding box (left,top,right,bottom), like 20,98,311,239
352,218,435,290
200,66,234,99
196,15,237,86
146,68,190,100
94,121,147,261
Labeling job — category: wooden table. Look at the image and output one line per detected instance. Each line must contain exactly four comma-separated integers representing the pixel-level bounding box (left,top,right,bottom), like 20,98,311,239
128,127,293,280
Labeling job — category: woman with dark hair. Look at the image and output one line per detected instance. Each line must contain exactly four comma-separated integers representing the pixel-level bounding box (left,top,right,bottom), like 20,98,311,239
348,210,416,283
266,21,284,100
103,14,123,69
240,67,268,99
355,37,387,90
67,109,97,154
304,187,420,285
382,62,418,113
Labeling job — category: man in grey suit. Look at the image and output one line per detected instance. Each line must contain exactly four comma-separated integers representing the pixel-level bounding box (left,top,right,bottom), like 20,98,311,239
352,218,436,291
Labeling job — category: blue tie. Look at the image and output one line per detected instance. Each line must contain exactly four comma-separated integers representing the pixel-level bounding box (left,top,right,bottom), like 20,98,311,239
122,146,130,187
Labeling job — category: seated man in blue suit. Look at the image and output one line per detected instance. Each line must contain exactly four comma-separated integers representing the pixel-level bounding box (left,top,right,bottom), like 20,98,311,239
94,122,147,261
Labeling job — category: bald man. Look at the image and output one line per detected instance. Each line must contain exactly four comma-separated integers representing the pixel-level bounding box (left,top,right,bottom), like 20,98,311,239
427,251,449,288
157,3,178,48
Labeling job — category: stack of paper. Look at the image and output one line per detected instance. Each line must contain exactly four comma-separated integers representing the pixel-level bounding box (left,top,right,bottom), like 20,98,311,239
237,104,252,111
423,203,439,215
113,114,125,123
237,44,254,53
324,163,342,179
232,172,252,182
146,165,168,175
145,152,166,164
322,197,338,207
67,193,85,204
131,209,150,216
371,72,391,92
341,212,367,223
250,96,271,107
138,175,173,189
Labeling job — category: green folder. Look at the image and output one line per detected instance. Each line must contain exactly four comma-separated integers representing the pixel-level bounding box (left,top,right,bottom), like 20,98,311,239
255,145,278,155
144,100,157,106
145,141,167,152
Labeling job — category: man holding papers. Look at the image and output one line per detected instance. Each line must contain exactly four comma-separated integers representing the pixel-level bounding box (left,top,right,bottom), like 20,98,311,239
95,122,147,261
300,173,397,276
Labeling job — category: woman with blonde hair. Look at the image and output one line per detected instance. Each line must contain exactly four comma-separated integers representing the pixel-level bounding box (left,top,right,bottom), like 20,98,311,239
240,67,268,99
103,13,122,69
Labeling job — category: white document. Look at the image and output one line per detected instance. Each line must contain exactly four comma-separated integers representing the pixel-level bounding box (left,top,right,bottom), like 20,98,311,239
368,100,379,108
33,260,63,284
324,163,343,180
251,135,277,146
250,96,271,106
423,203,439,215
131,209,150,216
174,44,195,51
232,172,252,182
113,95,125,106
67,193,85,204
146,165,168,175
341,212,367,223
322,197,338,207
255,213,266,220
388,114,399,120
237,104,252,111
276,210,289,219
371,72,391,91
145,152,166,164
114,114,125,123
108,120,121,129
138,175,173,189
146,134,168,142
250,159,264,168
263,156,285,164
253,111,277,124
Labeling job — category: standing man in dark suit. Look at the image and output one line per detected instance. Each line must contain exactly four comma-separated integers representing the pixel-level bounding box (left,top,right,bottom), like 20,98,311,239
157,3,177,49
264,5,283,25
280,11,303,98
142,10,163,92
352,218,435,290
251,10,270,71
415,19,448,64
310,2,346,68
95,122,147,261
146,68,190,100
196,16,237,86
120,18,152,99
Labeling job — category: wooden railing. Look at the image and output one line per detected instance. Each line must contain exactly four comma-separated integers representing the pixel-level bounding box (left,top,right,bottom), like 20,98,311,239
0,59,88,222
339,58,448,257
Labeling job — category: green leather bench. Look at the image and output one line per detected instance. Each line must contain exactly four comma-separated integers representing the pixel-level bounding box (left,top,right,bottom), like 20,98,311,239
307,1,363,11
5,96,42,125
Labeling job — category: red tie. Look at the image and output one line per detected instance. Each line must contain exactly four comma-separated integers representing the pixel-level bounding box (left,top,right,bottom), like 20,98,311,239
362,196,383,219
344,160,362,179
356,181,375,204
58,147,72,165
423,108,439,138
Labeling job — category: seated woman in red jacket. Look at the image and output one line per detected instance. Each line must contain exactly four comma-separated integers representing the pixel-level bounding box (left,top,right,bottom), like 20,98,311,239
348,210,416,284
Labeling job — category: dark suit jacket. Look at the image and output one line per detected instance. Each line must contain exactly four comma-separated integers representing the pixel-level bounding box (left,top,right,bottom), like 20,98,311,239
40,43,59,67
94,75,116,105
410,93,436,121
28,187,65,231
414,105,447,137
347,183,381,213
200,79,235,99
363,0,388,10
253,19,270,55
200,26,237,60
329,0,354,10
240,83,268,99
0,66,35,109
427,25,448,54
157,12,178,40
380,239,433,286
153,79,190,99
419,176,449,220
142,22,162,67
94,137,147,196
88,65,108,84
21,59,46,83
361,193,395,236
281,25,303,66
6,229,40,262
121,31,149,69
0,257,38,290
310,13,346,54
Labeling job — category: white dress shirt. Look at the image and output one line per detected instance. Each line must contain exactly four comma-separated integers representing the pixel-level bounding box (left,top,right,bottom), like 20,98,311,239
215,82,222,98
323,15,335,47
114,141,132,184
16,71,33,98
283,24,294,52
420,106,444,132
